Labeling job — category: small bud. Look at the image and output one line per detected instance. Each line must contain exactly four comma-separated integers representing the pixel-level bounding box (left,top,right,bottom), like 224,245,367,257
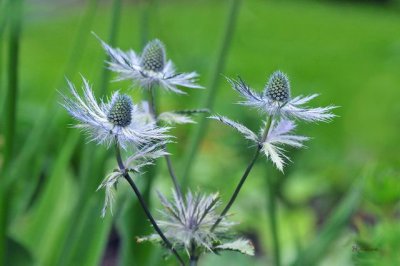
265,71,290,103
107,94,132,127
140,39,166,72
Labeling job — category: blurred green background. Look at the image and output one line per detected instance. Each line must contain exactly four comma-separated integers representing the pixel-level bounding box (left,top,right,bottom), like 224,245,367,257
1,0,400,265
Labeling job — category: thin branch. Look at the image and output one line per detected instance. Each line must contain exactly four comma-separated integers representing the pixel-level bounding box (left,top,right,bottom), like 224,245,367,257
115,142,185,266
211,147,261,231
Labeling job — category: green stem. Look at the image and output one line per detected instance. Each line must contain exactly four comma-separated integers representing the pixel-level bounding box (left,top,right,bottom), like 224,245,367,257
267,174,281,266
181,0,241,187
1,0,23,263
115,142,185,266
64,0,99,77
98,0,121,96
0,0,9,117
4,0,23,168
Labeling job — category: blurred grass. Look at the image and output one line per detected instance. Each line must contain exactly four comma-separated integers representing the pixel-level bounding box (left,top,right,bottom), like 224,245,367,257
1,0,400,265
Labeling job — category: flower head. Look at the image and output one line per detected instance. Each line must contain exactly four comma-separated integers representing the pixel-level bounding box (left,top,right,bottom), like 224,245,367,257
138,190,254,257
228,71,336,122
61,77,170,149
264,71,290,103
140,39,166,72
95,34,203,94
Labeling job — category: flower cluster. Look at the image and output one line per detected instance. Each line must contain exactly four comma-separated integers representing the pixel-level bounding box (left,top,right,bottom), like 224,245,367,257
61,35,205,219
61,32,336,265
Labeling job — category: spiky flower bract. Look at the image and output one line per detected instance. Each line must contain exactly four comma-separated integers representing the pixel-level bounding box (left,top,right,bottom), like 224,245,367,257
95,34,203,94
261,119,309,171
61,77,170,149
97,141,169,217
210,115,308,172
229,71,336,122
138,190,254,257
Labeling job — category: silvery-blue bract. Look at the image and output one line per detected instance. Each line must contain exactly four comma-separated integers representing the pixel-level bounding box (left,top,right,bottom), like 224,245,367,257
96,35,203,94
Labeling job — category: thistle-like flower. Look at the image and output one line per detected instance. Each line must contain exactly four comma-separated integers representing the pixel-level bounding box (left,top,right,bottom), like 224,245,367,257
210,115,308,172
229,71,336,122
96,35,203,94
138,190,254,257
97,141,169,217
61,77,170,149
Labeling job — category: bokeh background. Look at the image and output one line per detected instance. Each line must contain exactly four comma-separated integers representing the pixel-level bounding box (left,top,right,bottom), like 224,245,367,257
1,0,400,265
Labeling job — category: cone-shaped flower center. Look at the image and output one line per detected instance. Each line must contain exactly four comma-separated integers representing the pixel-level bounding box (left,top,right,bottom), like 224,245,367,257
265,71,290,103
107,94,132,127
140,39,166,72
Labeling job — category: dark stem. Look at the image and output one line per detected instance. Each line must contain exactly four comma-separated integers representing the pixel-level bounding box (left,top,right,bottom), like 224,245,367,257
147,86,183,199
165,154,183,199
189,242,198,266
211,147,261,231
267,175,281,266
189,257,198,266
114,142,185,266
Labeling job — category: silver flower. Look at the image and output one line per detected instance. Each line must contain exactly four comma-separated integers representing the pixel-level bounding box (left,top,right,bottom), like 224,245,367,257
96,35,203,94
138,190,254,257
61,77,170,149
210,115,308,172
97,141,169,217
228,71,336,122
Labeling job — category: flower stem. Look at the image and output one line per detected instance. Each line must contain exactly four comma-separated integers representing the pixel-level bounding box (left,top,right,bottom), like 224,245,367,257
147,86,183,199
267,174,281,266
189,242,198,266
190,258,198,266
114,142,185,266
212,115,273,231
211,147,260,231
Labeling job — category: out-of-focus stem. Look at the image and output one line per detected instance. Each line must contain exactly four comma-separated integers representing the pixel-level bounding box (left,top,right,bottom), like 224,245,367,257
1,0,24,264
4,0,23,168
267,173,281,266
98,0,121,96
181,0,241,187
